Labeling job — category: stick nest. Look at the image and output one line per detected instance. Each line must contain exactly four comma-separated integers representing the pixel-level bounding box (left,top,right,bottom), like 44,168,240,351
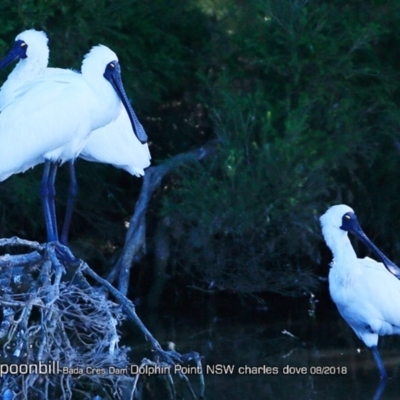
0,238,204,400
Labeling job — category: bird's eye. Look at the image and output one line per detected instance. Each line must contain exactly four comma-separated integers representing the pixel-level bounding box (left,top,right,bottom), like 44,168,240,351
344,214,351,219
21,42,27,48
109,63,114,68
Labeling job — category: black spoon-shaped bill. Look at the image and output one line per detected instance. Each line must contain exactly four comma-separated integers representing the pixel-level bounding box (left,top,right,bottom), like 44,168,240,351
341,212,400,279
103,61,148,144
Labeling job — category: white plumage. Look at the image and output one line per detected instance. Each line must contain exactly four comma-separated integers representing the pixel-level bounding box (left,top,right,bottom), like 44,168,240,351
0,44,122,180
79,109,151,176
0,36,146,243
320,204,400,379
0,29,150,177
0,30,50,110
0,30,150,243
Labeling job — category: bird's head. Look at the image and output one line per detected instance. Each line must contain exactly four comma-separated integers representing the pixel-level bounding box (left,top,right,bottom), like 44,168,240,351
320,204,400,278
81,45,148,144
15,30,49,61
320,204,355,251
320,204,355,232
81,45,119,79
0,30,49,70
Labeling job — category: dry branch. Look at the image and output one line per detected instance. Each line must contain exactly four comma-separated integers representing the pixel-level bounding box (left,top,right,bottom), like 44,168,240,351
108,139,219,296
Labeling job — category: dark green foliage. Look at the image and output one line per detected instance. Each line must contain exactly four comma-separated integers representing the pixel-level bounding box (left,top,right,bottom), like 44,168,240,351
161,0,400,295
1,0,400,297
163,86,325,295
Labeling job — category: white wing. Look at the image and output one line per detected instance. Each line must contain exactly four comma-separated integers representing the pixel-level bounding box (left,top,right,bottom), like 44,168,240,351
80,107,151,176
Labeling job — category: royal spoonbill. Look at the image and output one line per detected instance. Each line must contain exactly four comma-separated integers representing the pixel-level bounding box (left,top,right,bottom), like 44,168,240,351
0,30,150,244
0,42,147,244
0,30,51,109
320,204,400,379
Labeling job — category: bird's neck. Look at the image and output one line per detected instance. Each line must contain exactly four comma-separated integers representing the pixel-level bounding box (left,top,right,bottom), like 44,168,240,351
10,57,47,78
325,229,361,280
0,58,47,110
82,73,122,129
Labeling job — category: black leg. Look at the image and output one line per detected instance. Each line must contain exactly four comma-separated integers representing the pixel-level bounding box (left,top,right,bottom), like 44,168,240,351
60,160,78,245
40,160,79,264
48,162,59,241
40,160,58,242
371,345,388,380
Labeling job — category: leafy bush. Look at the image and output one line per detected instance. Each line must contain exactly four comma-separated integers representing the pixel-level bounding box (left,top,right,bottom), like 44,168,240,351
161,0,400,295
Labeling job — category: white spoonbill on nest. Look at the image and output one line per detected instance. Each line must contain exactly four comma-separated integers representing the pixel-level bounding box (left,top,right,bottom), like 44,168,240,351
0,30,151,243
0,42,147,244
320,204,400,380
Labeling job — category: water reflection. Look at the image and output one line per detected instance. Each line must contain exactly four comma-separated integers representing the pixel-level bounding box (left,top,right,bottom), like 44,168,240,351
139,310,400,400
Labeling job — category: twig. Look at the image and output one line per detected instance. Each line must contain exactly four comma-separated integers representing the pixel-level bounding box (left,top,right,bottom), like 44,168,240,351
82,262,164,353
109,139,219,296
0,239,204,399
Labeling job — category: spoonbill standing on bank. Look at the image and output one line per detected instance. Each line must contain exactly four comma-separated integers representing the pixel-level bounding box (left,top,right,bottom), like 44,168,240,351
320,204,400,379
0,41,147,244
0,30,150,244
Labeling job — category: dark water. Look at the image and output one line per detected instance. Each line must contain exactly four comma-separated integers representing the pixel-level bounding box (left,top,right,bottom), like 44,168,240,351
137,300,400,400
